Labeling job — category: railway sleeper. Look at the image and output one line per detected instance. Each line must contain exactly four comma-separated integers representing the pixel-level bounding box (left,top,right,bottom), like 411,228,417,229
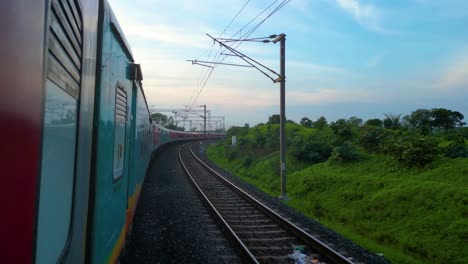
230,224,281,231
212,204,252,208
249,248,295,258
234,230,289,239
223,214,269,220
227,219,274,225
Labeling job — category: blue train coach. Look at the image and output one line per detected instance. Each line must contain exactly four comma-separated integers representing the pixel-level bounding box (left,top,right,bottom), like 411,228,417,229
0,0,223,263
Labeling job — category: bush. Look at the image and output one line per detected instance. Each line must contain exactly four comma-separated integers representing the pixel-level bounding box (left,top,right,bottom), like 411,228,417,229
254,128,266,148
385,134,438,167
330,119,353,141
238,137,247,146
226,147,240,162
359,127,388,153
443,135,468,158
328,143,361,163
243,154,254,167
290,135,332,163
227,150,236,162
265,126,279,150
365,118,383,127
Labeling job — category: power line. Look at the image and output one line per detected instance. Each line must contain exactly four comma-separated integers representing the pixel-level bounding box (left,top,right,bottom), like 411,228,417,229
238,0,290,43
188,0,251,106
206,34,282,82
235,0,280,39
213,0,290,69
222,0,251,36
190,0,291,106
191,68,214,106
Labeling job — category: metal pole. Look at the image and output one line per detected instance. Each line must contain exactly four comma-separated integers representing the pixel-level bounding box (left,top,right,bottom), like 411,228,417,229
203,104,207,138
279,34,287,199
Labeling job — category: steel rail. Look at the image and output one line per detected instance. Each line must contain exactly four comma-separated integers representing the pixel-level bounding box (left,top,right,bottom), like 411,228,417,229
188,144,354,264
178,144,260,264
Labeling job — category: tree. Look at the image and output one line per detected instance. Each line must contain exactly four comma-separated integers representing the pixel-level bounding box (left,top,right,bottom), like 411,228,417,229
267,114,280,124
300,117,313,127
347,116,363,127
443,135,468,158
365,118,383,127
329,143,361,163
151,112,169,126
254,128,266,147
165,122,185,131
403,109,432,135
314,116,328,130
290,135,332,163
359,127,387,153
431,108,465,131
227,126,248,136
383,113,402,130
384,134,438,167
329,119,352,141
151,113,185,130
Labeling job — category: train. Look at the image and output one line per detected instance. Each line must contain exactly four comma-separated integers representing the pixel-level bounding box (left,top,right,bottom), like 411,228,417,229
0,0,223,263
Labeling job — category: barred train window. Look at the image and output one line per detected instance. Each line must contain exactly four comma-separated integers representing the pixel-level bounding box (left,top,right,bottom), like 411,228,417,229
36,0,82,263
113,83,127,181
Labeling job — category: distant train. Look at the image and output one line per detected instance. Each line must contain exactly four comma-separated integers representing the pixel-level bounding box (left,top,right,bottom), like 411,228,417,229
1,0,223,263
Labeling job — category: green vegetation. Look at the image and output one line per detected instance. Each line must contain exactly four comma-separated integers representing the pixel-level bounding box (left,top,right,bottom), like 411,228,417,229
151,112,186,131
207,108,468,264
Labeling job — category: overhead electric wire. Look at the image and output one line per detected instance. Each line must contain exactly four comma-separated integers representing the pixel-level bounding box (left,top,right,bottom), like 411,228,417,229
207,34,281,82
214,0,290,68
234,0,280,39
191,68,214,106
190,0,291,106
188,0,251,106
239,0,290,41
222,0,251,36
208,0,283,67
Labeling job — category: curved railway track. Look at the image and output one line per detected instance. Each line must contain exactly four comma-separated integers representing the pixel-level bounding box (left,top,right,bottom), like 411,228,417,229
179,143,354,264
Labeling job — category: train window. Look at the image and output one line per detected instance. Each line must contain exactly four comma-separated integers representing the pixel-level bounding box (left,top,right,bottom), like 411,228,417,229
36,80,78,263
36,0,82,262
113,83,127,182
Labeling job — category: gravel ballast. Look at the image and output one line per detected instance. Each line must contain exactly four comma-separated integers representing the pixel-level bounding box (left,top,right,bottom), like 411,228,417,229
124,142,241,264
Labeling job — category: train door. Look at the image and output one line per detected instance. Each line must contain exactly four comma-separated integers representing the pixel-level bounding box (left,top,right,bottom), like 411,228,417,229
35,0,83,263
88,4,135,262
89,80,132,264
127,83,138,212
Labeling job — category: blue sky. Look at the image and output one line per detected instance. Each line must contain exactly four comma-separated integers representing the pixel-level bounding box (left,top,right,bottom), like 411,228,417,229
108,0,468,127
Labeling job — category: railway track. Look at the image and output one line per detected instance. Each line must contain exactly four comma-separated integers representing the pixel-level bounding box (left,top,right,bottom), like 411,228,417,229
179,143,354,264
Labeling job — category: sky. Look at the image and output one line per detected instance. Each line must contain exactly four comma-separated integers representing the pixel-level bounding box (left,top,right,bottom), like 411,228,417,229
107,0,468,127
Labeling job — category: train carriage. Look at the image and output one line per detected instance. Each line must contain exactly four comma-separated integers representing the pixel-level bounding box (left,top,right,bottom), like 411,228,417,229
0,0,223,263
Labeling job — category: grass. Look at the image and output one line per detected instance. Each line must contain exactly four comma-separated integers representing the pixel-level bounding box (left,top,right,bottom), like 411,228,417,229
206,144,468,264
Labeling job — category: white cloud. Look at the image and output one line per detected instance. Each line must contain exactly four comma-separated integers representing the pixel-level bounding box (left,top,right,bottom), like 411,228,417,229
120,22,212,49
436,55,468,90
334,0,390,33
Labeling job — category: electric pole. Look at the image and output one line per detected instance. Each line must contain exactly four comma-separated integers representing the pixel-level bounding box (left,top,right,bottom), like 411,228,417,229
203,104,207,138
274,33,287,200
189,33,287,198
